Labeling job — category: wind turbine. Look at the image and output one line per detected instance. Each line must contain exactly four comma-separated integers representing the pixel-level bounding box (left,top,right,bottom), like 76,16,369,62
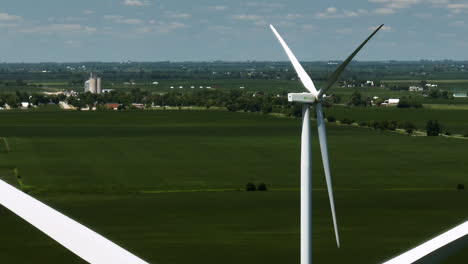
270,24,384,264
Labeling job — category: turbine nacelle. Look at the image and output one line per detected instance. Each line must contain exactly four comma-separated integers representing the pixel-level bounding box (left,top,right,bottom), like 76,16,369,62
288,93,316,104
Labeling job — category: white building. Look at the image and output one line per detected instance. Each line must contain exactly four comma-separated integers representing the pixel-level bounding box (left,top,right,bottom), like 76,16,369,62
387,99,400,105
453,92,467,98
84,73,102,94
409,86,424,92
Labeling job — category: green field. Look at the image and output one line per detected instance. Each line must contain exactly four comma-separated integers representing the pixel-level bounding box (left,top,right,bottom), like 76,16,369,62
0,110,468,263
326,105,468,135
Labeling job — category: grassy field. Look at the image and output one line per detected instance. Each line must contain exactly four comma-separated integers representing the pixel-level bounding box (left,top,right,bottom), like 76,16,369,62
0,110,467,263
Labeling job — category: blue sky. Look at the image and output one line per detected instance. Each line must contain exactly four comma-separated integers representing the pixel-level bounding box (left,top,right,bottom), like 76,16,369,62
0,0,467,62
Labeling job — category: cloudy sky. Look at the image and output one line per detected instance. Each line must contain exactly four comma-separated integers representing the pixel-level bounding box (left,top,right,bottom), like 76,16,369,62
0,0,467,62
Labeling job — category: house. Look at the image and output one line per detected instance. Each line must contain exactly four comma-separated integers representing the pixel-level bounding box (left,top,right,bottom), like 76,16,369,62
253,91,264,97
366,80,374,86
453,92,467,98
21,102,29,109
409,86,424,92
131,103,145,109
105,103,120,110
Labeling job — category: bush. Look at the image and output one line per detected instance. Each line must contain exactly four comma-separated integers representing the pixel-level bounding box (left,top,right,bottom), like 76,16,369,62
246,182,256,191
457,184,465,190
464,132,468,137
388,120,398,131
327,115,336,122
340,118,354,125
403,121,416,135
358,121,368,127
257,183,268,191
445,131,451,136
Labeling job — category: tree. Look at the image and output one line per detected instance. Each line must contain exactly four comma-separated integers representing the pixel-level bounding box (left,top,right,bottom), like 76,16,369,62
348,91,368,107
426,120,442,136
403,121,416,135
246,182,256,191
257,183,268,191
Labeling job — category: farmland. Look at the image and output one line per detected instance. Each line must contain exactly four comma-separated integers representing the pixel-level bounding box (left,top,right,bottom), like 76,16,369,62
0,110,468,263
325,105,468,135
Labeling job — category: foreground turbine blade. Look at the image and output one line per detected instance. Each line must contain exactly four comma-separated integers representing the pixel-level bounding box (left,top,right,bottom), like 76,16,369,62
0,180,149,264
316,103,340,248
270,24,318,96
317,24,384,99
383,221,468,264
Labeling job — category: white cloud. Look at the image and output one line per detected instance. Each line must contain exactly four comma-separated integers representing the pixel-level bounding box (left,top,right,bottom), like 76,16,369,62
449,20,465,27
302,24,315,32
447,3,468,13
336,28,353,34
165,12,191,19
231,14,263,21
21,24,97,34
0,13,22,21
64,40,81,48
208,25,233,32
369,25,393,31
316,7,368,18
104,15,144,24
0,23,19,28
245,2,283,9
373,7,395,14
208,5,228,11
284,14,304,20
327,7,338,13
135,21,190,34
123,0,150,6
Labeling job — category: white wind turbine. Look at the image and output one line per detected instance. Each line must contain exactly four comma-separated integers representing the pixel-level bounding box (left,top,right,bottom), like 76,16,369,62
0,23,467,264
270,24,384,264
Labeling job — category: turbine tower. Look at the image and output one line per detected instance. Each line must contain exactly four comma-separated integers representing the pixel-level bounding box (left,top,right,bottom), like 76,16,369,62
270,24,384,264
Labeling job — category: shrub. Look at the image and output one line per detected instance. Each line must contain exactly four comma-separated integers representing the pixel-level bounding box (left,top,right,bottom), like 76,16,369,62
403,121,416,135
445,131,451,136
457,184,465,190
371,120,380,130
464,132,468,137
246,182,256,191
327,115,336,123
257,183,268,191
340,118,354,125
388,120,398,131
358,121,368,127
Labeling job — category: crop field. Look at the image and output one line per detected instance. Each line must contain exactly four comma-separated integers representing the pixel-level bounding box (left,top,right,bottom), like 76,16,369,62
0,110,467,263
326,105,468,135
381,79,468,91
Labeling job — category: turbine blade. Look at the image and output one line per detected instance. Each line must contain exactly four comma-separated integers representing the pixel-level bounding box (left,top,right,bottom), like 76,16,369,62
383,221,468,264
0,180,149,264
317,24,384,99
270,24,318,96
316,103,340,248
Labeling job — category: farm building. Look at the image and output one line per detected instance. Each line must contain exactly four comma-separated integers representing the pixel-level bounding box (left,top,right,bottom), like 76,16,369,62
381,99,400,106
453,92,467,98
84,73,102,94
